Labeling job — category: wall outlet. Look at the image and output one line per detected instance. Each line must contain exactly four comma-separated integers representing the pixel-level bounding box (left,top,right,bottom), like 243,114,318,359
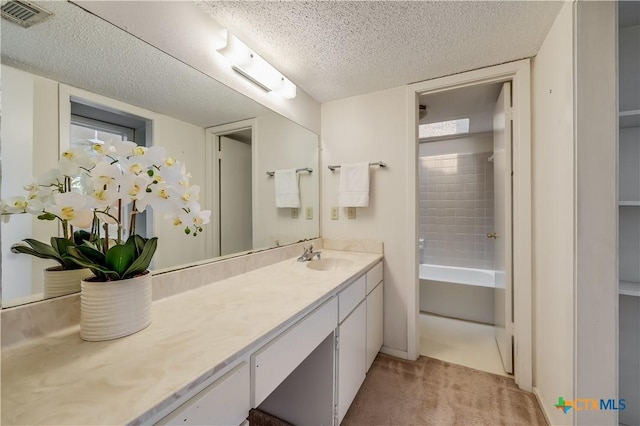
331,207,339,220
291,208,299,218
347,207,357,219
305,207,313,220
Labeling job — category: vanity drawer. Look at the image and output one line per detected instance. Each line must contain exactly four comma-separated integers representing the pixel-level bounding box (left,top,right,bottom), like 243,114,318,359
366,262,383,294
339,275,366,323
158,362,249,426
252,297,338,406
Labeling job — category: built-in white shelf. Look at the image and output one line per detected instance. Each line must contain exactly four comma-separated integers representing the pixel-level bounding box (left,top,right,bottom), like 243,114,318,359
619,201,640,206
619,110,640,128
620,280,640,297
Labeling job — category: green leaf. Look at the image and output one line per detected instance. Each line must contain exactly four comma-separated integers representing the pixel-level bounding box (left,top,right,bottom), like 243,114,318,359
24,238,60,257
105,244,135,277
126,235,146,257
51,237,74,255
74,230,92,245
64,254,119,280
122,237,157,279
37,212,56,221
71,245,106,265
11,243,64,267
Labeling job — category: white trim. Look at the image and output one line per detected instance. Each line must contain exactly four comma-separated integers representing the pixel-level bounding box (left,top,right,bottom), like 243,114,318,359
533,386,553,426
406,59,533,391
205,119,257,260
379,346,409,360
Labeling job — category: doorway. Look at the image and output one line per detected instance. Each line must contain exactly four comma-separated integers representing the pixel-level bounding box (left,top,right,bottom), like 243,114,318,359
406,59,532,391
416,82,512,376
205,120,256,258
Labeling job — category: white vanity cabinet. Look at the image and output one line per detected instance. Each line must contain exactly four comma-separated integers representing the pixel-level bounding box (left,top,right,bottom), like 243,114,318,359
157,363,250,426
252,297,338,407
337,260,384,423
366,262,384,371
337,276,367,424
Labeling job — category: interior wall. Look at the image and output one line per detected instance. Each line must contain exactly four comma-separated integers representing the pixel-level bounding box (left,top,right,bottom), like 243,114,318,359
531,3,575,424
573,2,618,425
1,66,59,300
321,86,409,354
253,112,320,249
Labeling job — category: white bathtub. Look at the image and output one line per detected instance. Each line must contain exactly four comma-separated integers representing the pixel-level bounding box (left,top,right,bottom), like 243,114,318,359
419,264,496,324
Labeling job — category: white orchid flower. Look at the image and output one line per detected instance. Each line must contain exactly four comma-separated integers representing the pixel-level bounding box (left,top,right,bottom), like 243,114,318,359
174,184,201,206
1,196,29,213
89,186,120,209
49,192,94,228
25,198,46,215
59,147,94,176
137,182,173,213
173,203,211,235
117,173,150,202
119,157,148,176
91,160,121,191
139,146,167,166
92,139,137,158
37,168,65,188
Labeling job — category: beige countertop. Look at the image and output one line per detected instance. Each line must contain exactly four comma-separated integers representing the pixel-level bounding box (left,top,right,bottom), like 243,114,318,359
1,249,382,426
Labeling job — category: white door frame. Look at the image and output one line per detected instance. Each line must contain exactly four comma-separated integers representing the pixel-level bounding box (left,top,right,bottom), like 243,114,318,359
405,59,532,391
205,119,257,259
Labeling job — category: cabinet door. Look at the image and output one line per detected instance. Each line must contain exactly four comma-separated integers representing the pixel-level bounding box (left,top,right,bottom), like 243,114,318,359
157,362,249,426
338,301,367,424
366,282,384,372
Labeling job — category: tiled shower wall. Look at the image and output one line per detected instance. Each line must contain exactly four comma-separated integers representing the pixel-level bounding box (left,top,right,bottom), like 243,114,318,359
419,152,495,270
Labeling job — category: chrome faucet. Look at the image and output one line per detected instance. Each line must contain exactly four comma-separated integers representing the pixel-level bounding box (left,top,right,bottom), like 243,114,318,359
297,244,321,262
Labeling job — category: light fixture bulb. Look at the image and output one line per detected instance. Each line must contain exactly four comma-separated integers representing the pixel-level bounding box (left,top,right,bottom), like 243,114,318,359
217,33,296,99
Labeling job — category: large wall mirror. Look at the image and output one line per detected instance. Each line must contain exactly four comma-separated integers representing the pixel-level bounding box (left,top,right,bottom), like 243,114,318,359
0,1,319,307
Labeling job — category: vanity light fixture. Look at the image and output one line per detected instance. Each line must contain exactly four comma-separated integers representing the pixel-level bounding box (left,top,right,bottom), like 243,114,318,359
217,32,297,99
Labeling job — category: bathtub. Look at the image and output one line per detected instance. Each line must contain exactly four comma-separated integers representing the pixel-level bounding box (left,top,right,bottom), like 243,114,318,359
419,264,496,324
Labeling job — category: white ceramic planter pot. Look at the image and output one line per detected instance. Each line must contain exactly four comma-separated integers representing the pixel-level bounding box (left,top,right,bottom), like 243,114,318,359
43,267,93,299
80,272,152,342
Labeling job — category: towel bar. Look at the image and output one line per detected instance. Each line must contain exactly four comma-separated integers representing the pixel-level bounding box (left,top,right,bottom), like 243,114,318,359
328,161,387,171
266,167,313,177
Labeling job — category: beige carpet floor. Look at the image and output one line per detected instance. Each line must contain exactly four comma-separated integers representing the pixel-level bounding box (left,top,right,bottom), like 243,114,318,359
342,354,547,426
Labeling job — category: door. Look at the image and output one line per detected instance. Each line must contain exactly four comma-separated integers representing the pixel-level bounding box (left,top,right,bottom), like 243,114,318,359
218,136,252,256
493,82,514,374
338,301,367,424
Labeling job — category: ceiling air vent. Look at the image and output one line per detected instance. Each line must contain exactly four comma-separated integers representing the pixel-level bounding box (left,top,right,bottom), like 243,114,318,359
1,0,52,28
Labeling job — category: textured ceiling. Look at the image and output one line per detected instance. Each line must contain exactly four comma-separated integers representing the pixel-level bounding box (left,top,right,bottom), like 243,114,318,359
197,1,564,103
1,1,270,128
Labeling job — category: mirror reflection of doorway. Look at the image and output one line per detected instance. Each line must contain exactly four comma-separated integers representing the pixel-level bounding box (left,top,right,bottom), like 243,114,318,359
217,130,252,256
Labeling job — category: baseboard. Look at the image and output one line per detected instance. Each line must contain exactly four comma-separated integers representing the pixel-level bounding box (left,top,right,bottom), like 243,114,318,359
533,386,553,426
379,346,409,360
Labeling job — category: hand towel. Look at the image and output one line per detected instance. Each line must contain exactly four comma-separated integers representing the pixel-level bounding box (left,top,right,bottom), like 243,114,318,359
338,162,370,207
275,169,300,208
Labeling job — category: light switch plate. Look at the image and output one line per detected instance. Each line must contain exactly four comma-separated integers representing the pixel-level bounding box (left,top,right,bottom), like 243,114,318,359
305,207,313,220
331,207,339,220
347,207,356,219
291,208,299,218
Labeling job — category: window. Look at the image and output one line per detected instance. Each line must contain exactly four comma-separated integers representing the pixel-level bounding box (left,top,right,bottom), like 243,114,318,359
419,118,470,139
69,102,149,239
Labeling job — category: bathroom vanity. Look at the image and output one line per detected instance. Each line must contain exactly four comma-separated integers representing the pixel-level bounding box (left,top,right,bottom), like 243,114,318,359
1,247,384,425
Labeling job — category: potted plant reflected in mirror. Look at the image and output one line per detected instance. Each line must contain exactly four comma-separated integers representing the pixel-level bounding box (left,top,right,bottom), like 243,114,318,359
1,139,211,341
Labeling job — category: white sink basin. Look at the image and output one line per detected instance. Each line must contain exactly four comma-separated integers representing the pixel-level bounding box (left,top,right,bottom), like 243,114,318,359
306,258,353,271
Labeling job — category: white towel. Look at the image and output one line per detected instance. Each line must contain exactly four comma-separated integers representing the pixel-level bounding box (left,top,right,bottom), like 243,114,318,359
338,162,370,207
275,169,300,208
